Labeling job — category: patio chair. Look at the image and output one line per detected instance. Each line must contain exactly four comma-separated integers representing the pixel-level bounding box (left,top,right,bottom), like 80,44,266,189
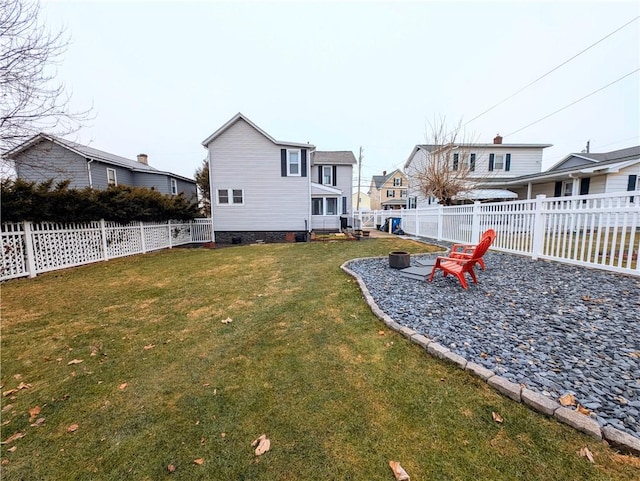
428,234,494,289
448,229,496,270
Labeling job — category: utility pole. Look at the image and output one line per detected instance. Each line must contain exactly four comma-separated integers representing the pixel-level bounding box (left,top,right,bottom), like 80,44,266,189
356,146,363,211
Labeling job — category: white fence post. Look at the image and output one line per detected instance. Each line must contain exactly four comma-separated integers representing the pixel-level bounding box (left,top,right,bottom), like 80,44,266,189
168,220,173,249
140,221,147,254
22,221,37,278
531,194,546,260
415,209,420,237
437,205,443,241
471,201,481,243
100,219,109,260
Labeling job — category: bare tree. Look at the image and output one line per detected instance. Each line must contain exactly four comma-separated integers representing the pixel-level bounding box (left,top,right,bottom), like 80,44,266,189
406,117,482,206
1,0,90,174
194,158,210,217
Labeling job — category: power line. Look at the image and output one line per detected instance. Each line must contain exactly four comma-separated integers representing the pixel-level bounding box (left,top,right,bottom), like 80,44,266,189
504,68,640,138
463,16,640,128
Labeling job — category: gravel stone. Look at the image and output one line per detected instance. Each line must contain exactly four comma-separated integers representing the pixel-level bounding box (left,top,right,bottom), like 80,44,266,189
344,246,640,440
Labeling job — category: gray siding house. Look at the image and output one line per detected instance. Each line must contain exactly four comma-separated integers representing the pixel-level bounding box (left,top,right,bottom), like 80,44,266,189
201,113,355,243
6,134,197,198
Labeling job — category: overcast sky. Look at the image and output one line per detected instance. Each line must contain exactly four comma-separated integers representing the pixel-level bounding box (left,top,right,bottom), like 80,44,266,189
41,0,639,187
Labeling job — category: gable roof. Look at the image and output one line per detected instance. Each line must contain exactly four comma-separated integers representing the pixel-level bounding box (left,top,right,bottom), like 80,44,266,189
311,151,356,165
6,133,195,183
201,112,315,149
547,145,640,171
370,168,405,189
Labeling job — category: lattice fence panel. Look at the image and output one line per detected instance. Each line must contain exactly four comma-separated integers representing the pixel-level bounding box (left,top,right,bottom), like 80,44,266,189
32,222,104,273
1,223,27,279
144,225,170,251
105,222,142,259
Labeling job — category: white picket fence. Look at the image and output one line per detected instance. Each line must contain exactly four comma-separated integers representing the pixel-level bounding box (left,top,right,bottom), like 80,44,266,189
1,219,213,280
354,191,640,276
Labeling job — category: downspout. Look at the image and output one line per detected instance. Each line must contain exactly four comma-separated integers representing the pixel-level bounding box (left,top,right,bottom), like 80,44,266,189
86,158,94,188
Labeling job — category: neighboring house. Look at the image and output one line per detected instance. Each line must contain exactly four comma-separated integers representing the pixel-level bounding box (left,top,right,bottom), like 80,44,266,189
489,145,640,200
352,190,371,211
6,133,197,198
404,135,552,206
201,113,355,243
368,169,408,210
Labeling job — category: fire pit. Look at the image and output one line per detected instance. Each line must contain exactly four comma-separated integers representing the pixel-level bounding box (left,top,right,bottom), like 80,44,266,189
389,251,410,269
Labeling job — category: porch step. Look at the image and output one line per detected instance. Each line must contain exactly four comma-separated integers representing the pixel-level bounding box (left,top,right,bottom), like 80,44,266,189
398,266,433,281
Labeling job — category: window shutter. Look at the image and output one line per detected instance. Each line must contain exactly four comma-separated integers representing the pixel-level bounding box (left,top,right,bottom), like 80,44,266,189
470,153,476,172
579,177,590,195
318,166,322,184
301,149,307,177
554,181,562,197
281,149,287,177
489,154,495,172
505,153,511,171
332,166,337,186
452,153,459,171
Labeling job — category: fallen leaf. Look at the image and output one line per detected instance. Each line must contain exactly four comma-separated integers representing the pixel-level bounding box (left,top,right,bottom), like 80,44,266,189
630,351,640,359
1,432,25,445
16,382,31,390
67,424,79,433
13,374,22,381
581,295,591,302
200,437,205,445
167,464,176,473
221,432,226,438
576,404,591,416
143,344,155,350
193,458,204,465
7,446,17,453
28,406,41,422
1,404,13,413
492,411,504,424
559,393,576,406
30,418,45,427
251,434,271,456
1,459,8,466
378,330,385,336
480,352,488,359
221,317,233,324
119,383,128,391
67,359,83,365
579,446,595,463
2,389,17,397
389,460,410,481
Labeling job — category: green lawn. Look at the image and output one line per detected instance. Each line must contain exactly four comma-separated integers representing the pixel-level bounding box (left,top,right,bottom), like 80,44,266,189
1,239,638,480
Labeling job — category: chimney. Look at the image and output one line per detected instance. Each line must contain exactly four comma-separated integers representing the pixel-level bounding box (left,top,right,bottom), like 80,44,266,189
493,134,503,145
137,153,148,165
383,170,387,176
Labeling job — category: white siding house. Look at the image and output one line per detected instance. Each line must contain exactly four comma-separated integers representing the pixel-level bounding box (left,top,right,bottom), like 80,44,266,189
202,113,355,243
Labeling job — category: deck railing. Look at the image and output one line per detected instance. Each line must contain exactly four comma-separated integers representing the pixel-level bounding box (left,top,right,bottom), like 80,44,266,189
354,191,640,276
1,218,213,280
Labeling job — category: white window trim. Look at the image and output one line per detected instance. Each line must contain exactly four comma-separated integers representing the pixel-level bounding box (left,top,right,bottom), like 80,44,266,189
562,180,573,197
107,168,117,186
216,188,244,205
170,178,178,195
287,149,301,176
494,154,505,170
322,165,333,185
311,197,339,216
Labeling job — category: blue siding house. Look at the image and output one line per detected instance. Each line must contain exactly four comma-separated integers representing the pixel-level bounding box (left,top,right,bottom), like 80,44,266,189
6,134,197,198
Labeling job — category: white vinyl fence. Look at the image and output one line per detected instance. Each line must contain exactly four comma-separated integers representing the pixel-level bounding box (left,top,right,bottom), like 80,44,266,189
1,219,213,280
354,191,640,276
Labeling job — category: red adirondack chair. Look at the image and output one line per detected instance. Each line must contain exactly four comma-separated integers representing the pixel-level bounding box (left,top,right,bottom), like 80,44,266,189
428,234,494,289
448,229,496,270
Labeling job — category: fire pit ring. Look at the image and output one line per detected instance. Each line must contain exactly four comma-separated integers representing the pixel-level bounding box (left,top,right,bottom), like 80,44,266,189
389,251,410,269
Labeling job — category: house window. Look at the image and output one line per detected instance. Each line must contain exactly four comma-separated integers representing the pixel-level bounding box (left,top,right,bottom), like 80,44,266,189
107,168,117,186
400,190,407,197
312,198,323,215
288,150,300,176
562,180,573,197
326,198,337,215
393,177,402,186
217,189,244,205
387,190,395,198
322,166,332,185
494,155,504,170
452,153,459,171
170,178,178,195
470,153,476,172
408,197,417,209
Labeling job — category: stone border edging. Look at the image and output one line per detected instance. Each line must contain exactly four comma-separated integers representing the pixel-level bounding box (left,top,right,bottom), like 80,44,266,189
341,258,640,456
